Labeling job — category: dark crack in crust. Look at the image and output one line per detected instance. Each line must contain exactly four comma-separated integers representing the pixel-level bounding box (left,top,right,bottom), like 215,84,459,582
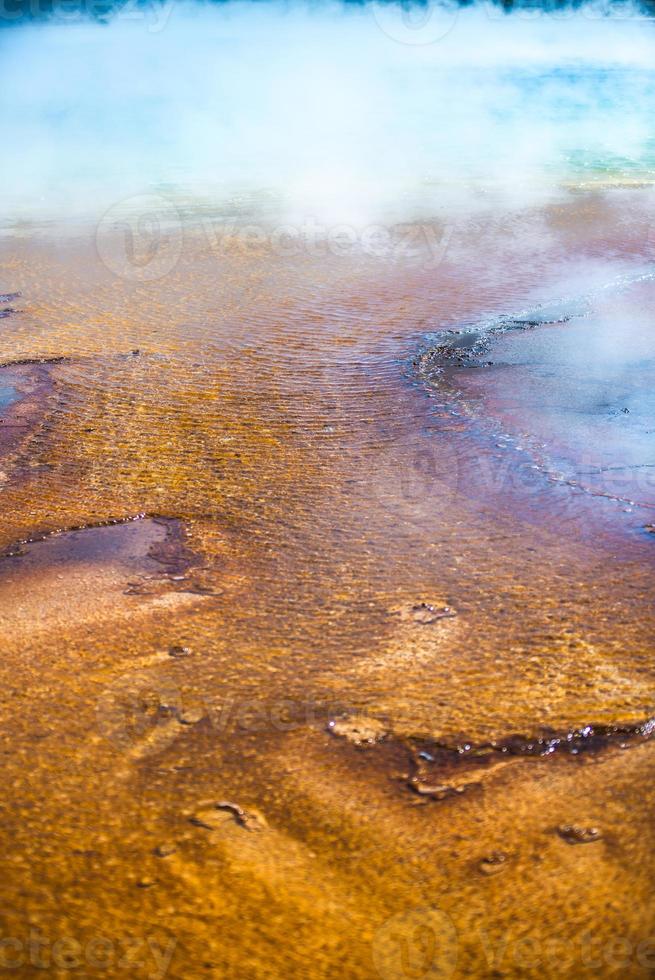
403,717,655,798
329,711,655,801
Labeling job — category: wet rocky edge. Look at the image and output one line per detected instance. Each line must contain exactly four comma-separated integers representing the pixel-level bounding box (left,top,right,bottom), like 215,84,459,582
0,355,70,368
414,309,574,380
0,514,219,597
412,281,655,523
328,712,655,801
0,291,21,319
413,272,654,381
0,358,61,462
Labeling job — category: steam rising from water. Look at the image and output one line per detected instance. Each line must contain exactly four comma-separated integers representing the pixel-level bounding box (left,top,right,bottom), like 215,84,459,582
1,0,655,225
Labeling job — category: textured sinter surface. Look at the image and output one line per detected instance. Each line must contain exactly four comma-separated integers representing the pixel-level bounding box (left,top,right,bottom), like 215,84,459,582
0,194,654,977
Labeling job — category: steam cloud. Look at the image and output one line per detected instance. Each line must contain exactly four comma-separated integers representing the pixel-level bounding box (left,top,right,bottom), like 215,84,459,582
1,0,654,225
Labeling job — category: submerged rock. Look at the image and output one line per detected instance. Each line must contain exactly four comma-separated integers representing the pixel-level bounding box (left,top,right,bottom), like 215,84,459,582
408,602,457,625
168,644,191,658
557,824,603,845
478,851,508,876
327,714,388,747
190,801,267,833
178,707,204,726
393,601,457,625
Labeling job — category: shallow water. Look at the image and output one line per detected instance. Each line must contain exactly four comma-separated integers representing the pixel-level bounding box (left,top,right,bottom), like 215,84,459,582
0,188,654,975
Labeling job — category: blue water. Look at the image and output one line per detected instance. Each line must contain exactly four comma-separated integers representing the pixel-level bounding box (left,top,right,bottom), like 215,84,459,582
0,385,17,409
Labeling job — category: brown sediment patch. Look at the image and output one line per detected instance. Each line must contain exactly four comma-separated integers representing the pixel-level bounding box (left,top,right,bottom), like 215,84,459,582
305,554,654,750
0,515,216,640
0,513,190,564
340,595,461,680
0,511,225,598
